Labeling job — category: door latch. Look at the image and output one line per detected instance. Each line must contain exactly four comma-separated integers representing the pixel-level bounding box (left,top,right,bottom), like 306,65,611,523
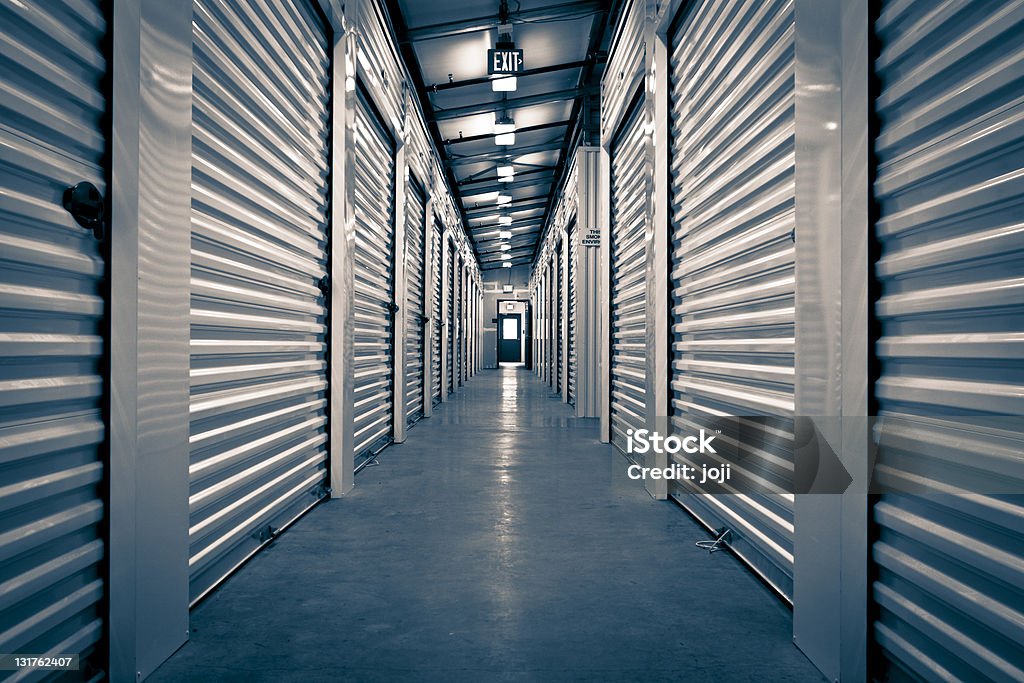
62,181,105,239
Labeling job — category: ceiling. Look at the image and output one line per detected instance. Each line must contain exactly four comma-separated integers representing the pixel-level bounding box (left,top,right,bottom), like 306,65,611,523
388,0,609,270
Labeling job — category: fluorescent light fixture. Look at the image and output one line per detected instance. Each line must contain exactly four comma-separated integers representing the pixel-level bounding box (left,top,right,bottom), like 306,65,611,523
496,194,512,205
502,262,513,268
492,76,517,92
498,230,513,239
494,116,516,146
499,216,513,226
499,244,511,251
503,284,514,293
497,165,514,176
498,174,514,183
501,253,512,260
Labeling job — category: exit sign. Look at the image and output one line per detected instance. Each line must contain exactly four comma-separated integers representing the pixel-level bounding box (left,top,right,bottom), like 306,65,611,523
488,48,524,75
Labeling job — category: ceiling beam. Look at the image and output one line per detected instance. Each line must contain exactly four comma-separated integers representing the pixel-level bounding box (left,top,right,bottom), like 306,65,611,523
404,1,601,42
464,200,548,217
430,88,582,121
447,141,564,167
429,62,591,92
460,175,555,197
443,121,570,146
458,166,556,186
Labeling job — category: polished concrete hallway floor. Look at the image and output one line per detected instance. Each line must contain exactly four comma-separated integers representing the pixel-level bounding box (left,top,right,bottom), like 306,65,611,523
152,367,823,682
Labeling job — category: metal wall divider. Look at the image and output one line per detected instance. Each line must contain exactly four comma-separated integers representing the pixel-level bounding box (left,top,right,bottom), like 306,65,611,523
188,0,332,603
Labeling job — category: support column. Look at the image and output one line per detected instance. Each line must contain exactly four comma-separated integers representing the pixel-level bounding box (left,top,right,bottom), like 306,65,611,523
792,1,870,681
109,0,192,678
393,143,408,443
329,0,357,496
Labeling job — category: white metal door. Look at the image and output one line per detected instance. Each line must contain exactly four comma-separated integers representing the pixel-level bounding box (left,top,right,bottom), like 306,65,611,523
430,219,442,405
0,1,108,674
871,2,1024,680
667,0,796,599
446,241,455,395
609,97,648,455
352,88,396,462
404,179,426,425
189,0,331,602
568,219,578,405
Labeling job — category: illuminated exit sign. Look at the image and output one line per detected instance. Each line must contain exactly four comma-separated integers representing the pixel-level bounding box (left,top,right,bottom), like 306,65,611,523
488,48,524,75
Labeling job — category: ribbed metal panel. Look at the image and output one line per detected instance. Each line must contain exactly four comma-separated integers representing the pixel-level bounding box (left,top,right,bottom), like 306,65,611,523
0,1,107,675
454,256,463,388
666,0,796,600
430,220,442,405
872,2,1024,680
446,241,455,395
609,98,648,455
568,219,578,405
189,0,330,603
353,88,396,460
555,247,563,394
404,180,426,425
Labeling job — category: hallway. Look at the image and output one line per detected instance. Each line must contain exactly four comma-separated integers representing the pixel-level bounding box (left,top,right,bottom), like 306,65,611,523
151,367,822,682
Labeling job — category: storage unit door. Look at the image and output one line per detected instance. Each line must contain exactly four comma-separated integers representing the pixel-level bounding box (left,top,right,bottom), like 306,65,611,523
609,98,648,455
871,2,1024,680
189,0,331,602
430,220,442,405
666,0,796,600
446,241,455,395
568,220,578,405
555,249,563,394
0,1,108,674
352,88,396,461
404,181,426,425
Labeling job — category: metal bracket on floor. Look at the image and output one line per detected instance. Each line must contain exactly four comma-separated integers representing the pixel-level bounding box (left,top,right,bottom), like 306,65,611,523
254,524,278,543
696,528,732,553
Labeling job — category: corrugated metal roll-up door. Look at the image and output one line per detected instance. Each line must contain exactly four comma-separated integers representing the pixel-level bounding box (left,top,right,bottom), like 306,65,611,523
352,88,396,462
454,257,463,387
568,220,578,405
446,241,455,395
871,2,1024,680
609,97,648,455
555,248,563,394
666,0,796,600
430,220,442,405
189,0,331,602
0,1,108,675
404,180,426,425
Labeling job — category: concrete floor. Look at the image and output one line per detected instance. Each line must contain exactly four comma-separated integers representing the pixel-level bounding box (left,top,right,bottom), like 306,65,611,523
152,366,823,682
